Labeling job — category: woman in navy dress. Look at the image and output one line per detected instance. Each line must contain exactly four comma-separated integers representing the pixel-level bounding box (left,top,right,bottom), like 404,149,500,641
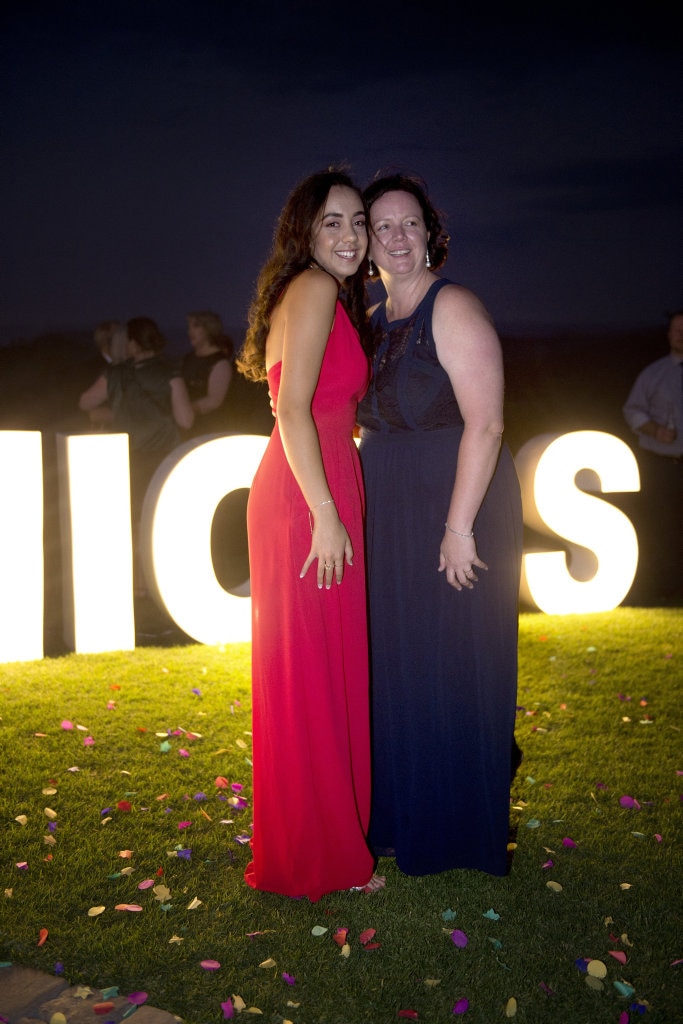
357,174,523,877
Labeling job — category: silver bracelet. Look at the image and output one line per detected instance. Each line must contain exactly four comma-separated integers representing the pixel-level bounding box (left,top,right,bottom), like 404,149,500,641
444,522,474,538
309,498,335,535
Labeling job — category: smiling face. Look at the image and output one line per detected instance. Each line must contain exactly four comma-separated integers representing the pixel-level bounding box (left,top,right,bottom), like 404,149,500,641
310,185,368,284
369,190,429,278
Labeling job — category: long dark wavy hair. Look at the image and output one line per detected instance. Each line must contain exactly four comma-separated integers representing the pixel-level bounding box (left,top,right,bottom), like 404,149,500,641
363,172,450,271
236,168,373,382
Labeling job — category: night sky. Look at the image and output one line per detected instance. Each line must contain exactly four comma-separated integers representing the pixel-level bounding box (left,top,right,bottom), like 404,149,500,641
2,1,681,344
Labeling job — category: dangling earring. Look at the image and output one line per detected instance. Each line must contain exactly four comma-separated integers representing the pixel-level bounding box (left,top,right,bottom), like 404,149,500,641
367,257,374,277
425,249,431,269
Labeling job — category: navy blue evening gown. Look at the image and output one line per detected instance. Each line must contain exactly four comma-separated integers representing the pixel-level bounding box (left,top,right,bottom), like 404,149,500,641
358,278,523,877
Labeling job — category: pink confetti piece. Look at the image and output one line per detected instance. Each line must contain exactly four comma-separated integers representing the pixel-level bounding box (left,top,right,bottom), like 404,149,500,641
137,879,155,890
619,795,640,809
359,928,376,945
670,958,683,966
397,1013,418,1020
127,992,148,1005
178,821,192,830
655,833,663,843
452,998,469,1015
83,736,95,747
450,930,468,948
200,960,221,970
609,950,628,964
541,860,554,870
61,720,73,730
114,904,143,912
221,999,234,1019
15,862,28,870
178,748,190,757
562,837,577,848
231,782,244,792
618,1014,629,1024
282,972,296,985
215,776,230,788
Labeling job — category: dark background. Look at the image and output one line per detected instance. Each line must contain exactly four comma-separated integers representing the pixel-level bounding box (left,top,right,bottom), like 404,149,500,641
1,1,680,341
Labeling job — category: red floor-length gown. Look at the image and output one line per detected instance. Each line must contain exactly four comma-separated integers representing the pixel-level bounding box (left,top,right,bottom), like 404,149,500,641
245,300,374,900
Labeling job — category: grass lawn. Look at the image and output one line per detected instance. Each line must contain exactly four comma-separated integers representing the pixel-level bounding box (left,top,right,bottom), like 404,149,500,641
0,608,681,1023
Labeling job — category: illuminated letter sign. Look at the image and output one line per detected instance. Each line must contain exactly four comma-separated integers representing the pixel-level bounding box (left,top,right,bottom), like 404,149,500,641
0,431,44,662
56,433,135,654
140,434,268,645
515,431,640,614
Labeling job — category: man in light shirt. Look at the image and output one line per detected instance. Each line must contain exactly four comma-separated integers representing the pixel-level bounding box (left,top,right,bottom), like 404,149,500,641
623,310,683,603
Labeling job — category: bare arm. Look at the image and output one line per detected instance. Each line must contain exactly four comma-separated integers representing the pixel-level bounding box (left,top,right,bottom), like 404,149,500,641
193,359,232,415
432,285,504,590
274,269,352,589
170,376,195,430
79,375,108,411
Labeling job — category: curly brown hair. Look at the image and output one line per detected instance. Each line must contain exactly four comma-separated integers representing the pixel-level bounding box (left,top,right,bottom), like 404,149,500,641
363,172,450,271
236,168,373,382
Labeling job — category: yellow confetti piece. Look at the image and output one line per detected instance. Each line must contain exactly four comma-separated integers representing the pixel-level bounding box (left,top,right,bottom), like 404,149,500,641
505,996,518,1017
424,979,441,988
88,906,106,917
546,881,563,892
621,933,634,946
153,884,172,902
236,739,248,748
620,882,633,890
286,1003,300,1008
43,835,56,846
258,958,276,968
42,787,57,796
4,889,13,898
244,1010,263,1016
101,817,112,826
44,807,58,820
120,867,135,876
50,1014,67,1024
186,897,202,910
341,943,351,958
587,959,607,978
232,996,247,1012
169,934,184,944
15,815,28,826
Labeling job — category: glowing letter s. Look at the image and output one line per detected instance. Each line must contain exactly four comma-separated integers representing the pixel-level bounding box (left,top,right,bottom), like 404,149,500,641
515,431,640,614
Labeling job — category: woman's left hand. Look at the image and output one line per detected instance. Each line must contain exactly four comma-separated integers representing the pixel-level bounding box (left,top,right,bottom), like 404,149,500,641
438,532,488,591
